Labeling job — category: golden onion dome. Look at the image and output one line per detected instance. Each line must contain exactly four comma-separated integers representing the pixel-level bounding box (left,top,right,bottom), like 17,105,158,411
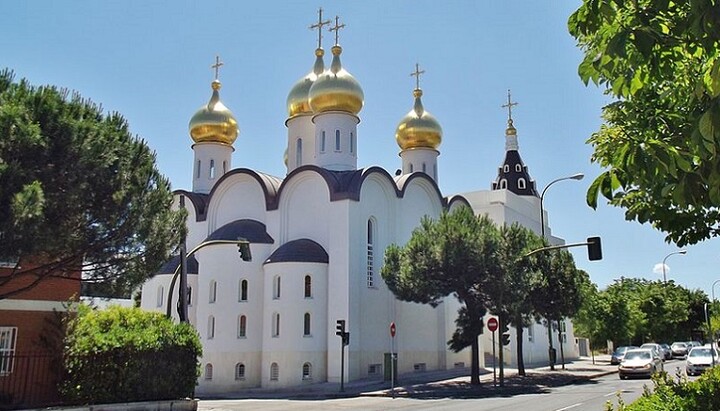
287,48,325,118
308,45,364,115
189,80,239,145
395,89,442,150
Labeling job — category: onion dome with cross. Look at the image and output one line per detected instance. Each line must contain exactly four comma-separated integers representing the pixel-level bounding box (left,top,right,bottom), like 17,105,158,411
308,16,364,115
189,56,239,146
287,8,330,118
395,64,442,150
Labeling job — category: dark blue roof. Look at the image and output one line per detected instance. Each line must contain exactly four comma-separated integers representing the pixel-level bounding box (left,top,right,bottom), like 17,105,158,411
264,239,329,264
158,254,199,274
492,150,539,197
206,219,274,243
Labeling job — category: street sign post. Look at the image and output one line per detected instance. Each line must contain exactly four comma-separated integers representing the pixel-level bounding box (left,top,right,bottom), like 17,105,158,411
487,318,498,387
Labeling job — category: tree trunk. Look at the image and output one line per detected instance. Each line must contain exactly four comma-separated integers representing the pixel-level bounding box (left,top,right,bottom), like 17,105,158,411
499,317,505,386
471,335,480,385
547,320,555,371
516,320,525,376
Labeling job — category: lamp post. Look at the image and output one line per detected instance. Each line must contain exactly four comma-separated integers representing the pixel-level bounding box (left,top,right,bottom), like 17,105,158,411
661,250,687,283
540,173,584,238
538,172,583,371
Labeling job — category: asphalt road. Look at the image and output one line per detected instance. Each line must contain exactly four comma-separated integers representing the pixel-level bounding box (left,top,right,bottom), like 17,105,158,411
199,359,689,411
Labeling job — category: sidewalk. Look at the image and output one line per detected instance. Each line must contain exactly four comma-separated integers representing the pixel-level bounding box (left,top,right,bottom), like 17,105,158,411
200,355,618,400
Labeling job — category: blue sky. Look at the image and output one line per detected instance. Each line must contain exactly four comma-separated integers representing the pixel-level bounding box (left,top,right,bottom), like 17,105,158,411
3,1,718,297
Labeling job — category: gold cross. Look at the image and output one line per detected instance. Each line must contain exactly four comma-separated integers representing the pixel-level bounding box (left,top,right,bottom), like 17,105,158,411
501,89,518,120
211,55,224,80
329,15,346,46
309,7,331,49
410,63,425,90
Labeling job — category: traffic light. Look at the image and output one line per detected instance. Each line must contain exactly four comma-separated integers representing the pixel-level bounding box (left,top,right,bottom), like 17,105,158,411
343,332,350,346
237,240,252,262
587,236,602,261
336,320,346,337
500,321,511,346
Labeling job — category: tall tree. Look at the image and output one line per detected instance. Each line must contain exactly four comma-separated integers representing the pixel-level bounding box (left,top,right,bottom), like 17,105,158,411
0,70,184,299
569,0,720,246
382,206,500,385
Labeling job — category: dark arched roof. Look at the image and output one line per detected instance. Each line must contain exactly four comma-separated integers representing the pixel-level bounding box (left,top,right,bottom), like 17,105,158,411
175,190,210,222
209,168,283,212
446,195,472,210
264,239,329,265
157,254,199,275
206,219,274,243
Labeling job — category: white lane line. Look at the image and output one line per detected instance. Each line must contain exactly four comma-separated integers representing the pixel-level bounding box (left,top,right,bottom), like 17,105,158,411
605,391,619,397
555,403,583,411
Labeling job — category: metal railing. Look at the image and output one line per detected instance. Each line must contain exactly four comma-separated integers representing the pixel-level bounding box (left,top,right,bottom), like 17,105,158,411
0,351,63,410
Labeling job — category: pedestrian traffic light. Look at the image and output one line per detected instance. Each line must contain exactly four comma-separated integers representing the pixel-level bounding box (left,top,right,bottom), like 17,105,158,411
343,332,350,346
587,236,602,261
336,320,346,337
237,240,252,262
500,320,511,346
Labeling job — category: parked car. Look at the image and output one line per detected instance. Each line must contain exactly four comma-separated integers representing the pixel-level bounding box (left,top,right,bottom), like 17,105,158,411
686,346,720,376
619,348,664,379
659,343,672,360
611,346,639,365
671,342,689,358
640,343,663,360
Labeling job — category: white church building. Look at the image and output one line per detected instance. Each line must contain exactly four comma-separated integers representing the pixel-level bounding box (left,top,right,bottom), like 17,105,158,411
140,13,579,395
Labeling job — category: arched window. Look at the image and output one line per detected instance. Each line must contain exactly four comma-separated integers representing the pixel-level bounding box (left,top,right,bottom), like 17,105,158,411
209,280,217,303
209,159,216,179
518,178,527,190
223,160,227,174
296,138,303,166
503,164,509,173
500,179,508,189
304,275,312,298
303,313,311,336
409,163,414,173
196,160,201,178
321,131,326,152
367,219,375,288
238,315,247,338
187,286,193,307
302,362,312,380
235,363,245,380
156,285,164,307
273,276,281,299
350,132,354,153
272,313,280,337
239,279,248,302
270,362,279,381
207,315,215,339
515,164,522,172
335,130,341,151
204,363,213,380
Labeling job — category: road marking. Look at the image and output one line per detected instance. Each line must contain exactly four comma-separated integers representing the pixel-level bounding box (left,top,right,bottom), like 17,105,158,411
555,403,583,411
605,391,618,397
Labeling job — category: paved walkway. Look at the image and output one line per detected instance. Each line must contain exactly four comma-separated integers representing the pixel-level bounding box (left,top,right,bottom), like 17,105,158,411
200,355,618,400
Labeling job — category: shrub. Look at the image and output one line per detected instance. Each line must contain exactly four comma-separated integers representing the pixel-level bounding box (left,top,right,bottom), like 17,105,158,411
60,305,202,404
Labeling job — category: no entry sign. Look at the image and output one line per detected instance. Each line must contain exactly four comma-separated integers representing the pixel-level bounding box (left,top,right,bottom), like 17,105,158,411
487,317,498,333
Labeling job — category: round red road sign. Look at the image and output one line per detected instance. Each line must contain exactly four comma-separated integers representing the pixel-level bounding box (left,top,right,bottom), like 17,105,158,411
487,317,498,332
390,322,396,337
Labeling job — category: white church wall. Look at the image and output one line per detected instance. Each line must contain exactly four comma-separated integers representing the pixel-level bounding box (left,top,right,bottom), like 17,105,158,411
192,142,233,194
206,174,269,234
312,112,359,171
278,171,331,247
286,114,316,172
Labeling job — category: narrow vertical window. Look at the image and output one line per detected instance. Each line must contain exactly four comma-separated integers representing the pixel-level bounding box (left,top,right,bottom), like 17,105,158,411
235,363,245,380
516,164,522,172
196,160,201,178
0,327,17,375
433,164,437,180
500,179,508,189
296,138,303,166
273,276,281,299
335,130,340,151
207,316,215,339
239,279,248,302
518,178,527,190
270,363,279,381
321,131,326,152
302,362,312,380
238,315,247,338
367,219,375,288
422,163,427,173
156,285,164,307
210,159,216,179
204,364,213,380
272,313,280,337
187,286,193,307
304,275,312,298
409,163,414,173
223,161,227,174
303,313,311,336
350,132,354,153
209,280,217,303
503,164,509,173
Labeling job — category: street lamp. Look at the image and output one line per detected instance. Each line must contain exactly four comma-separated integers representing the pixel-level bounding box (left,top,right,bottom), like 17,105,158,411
540,173,584,239
661,250,687,283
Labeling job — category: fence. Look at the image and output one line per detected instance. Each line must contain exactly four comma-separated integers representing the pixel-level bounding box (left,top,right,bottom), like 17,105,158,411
0,351,62,410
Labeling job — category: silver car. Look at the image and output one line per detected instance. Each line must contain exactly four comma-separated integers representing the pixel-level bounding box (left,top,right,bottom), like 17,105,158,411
619,348,664,379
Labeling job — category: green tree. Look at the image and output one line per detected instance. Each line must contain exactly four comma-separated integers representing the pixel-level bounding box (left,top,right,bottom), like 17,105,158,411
381,206,500,385
569,0,720,246
0,69,184,298
488,223,543,377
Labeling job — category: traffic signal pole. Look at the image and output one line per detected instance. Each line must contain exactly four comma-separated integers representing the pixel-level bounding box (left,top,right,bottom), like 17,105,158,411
336,320,348,392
